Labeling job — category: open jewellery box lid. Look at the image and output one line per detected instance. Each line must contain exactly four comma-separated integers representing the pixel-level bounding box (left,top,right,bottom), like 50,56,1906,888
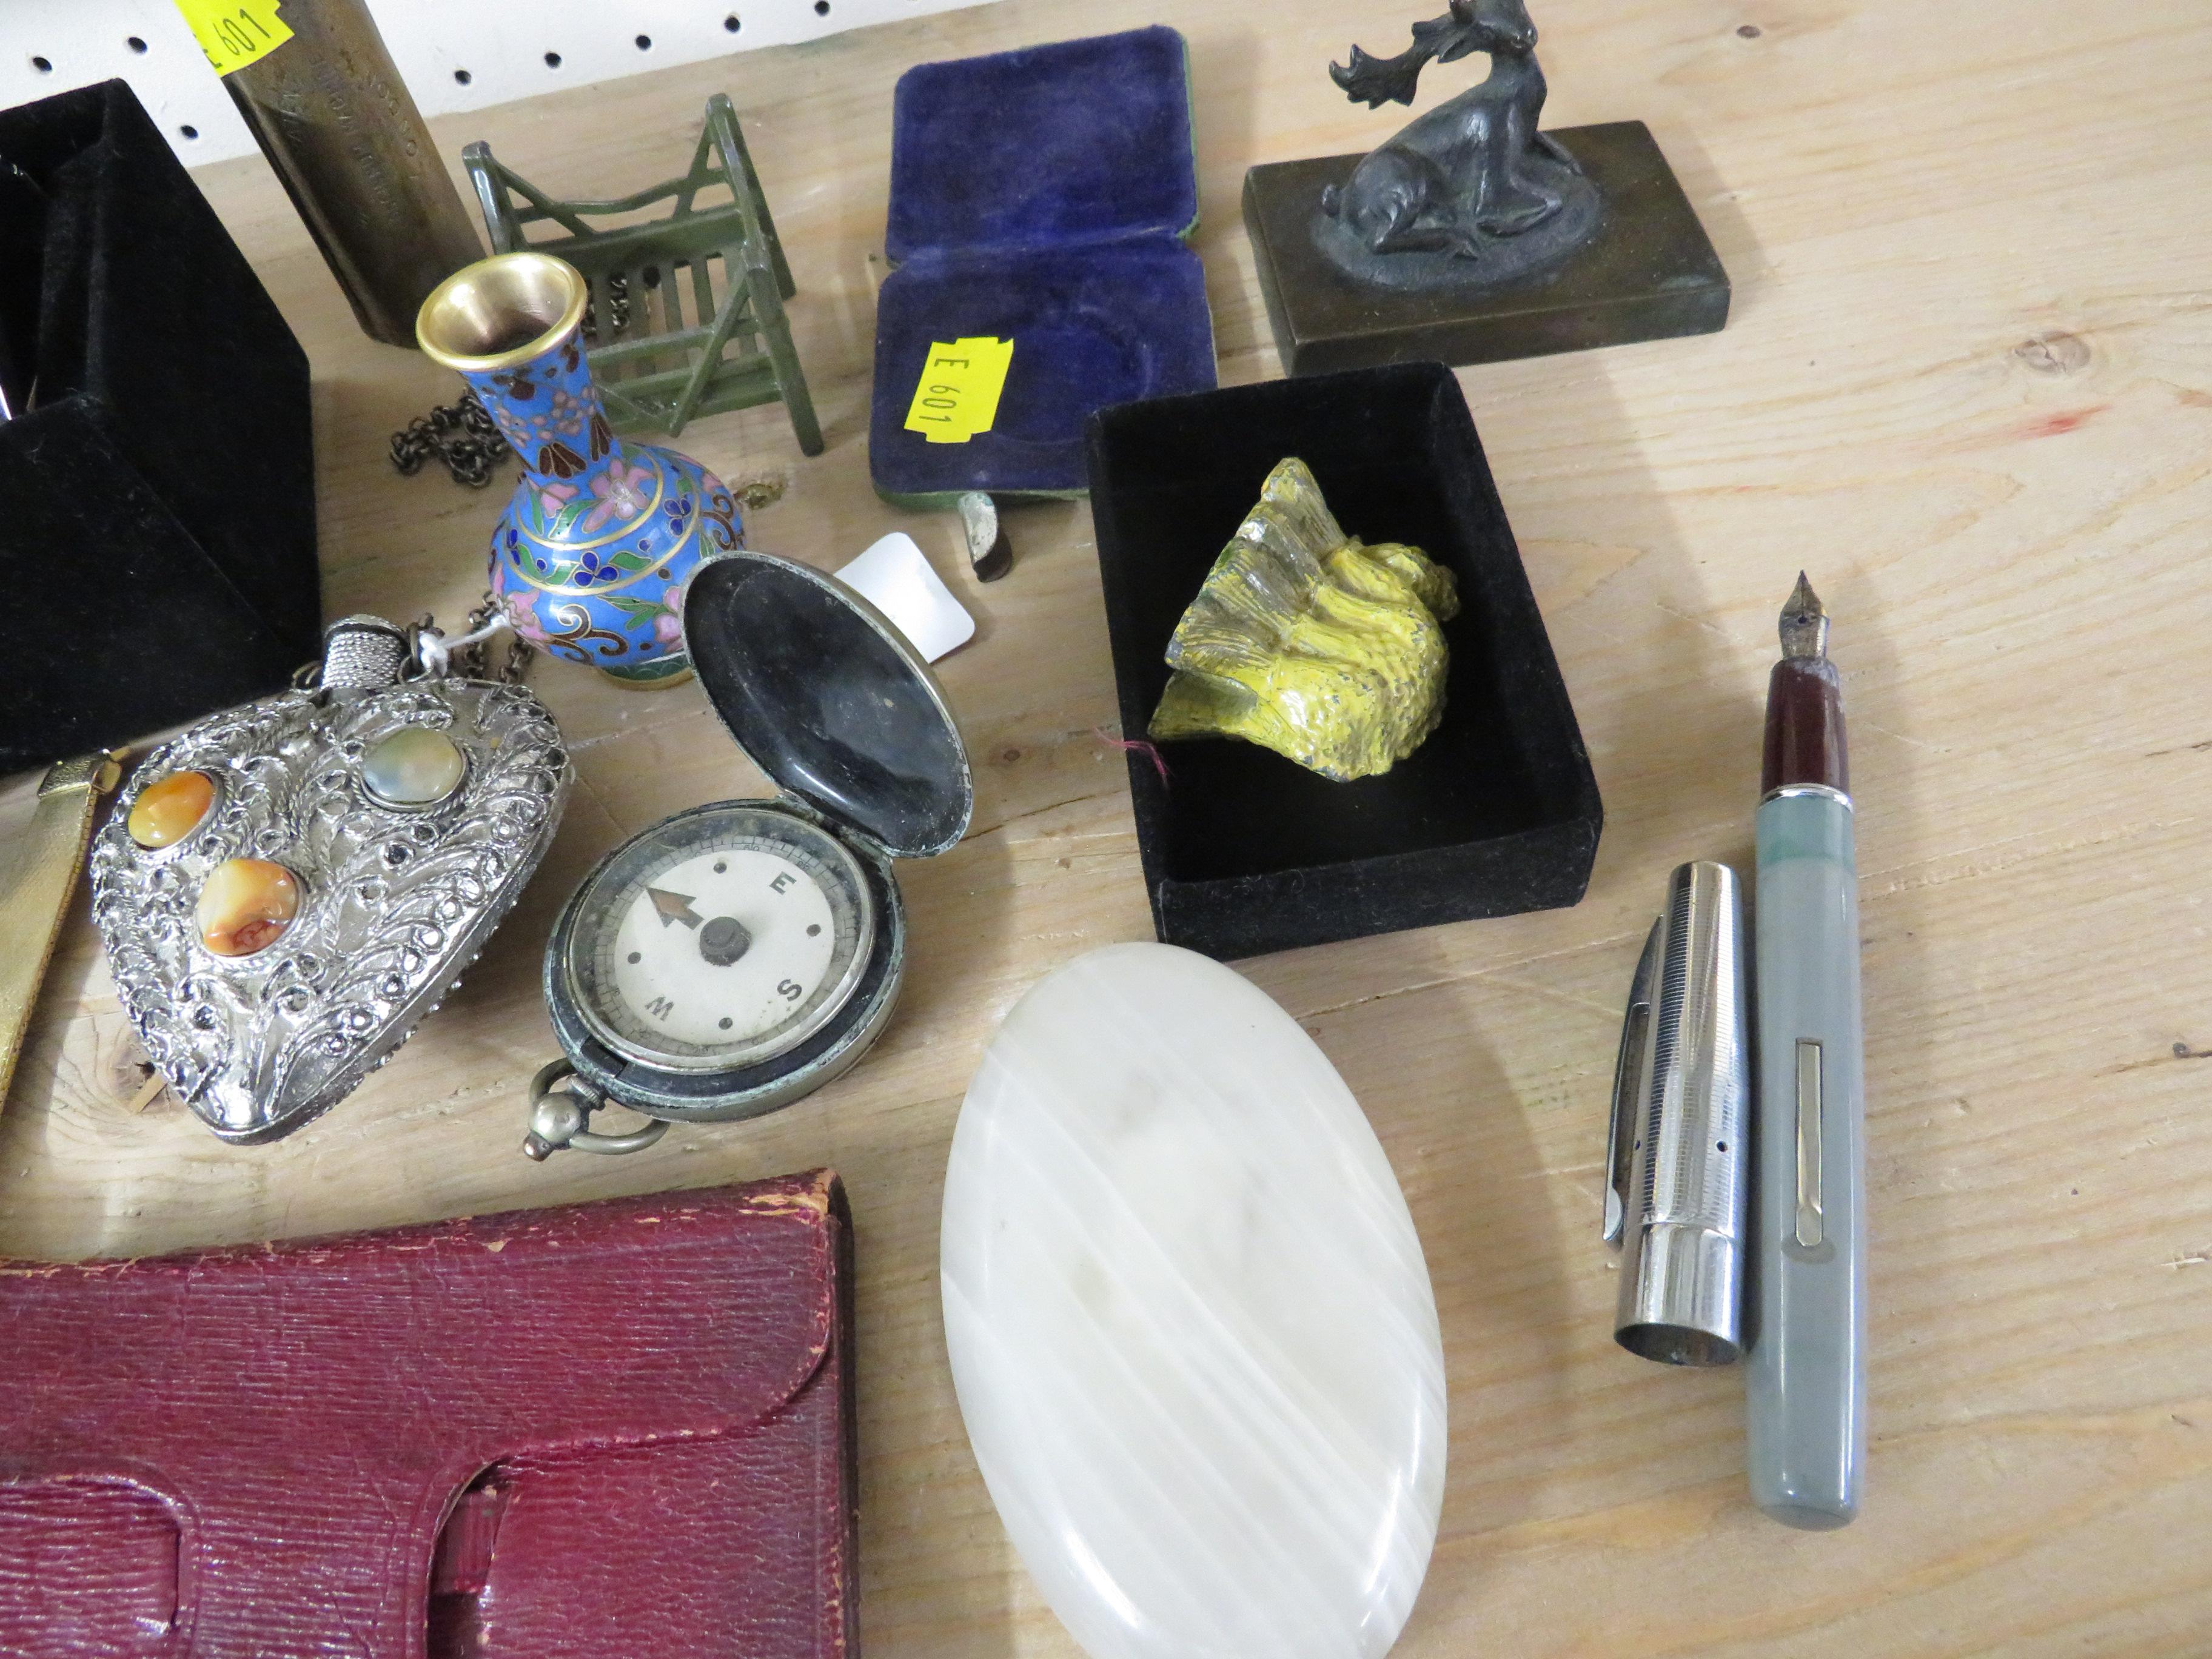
684,551,974,859
884,25,1199,263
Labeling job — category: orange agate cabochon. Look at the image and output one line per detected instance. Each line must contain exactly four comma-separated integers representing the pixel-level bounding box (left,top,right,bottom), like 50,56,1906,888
197,859,302,958
127,771,215,849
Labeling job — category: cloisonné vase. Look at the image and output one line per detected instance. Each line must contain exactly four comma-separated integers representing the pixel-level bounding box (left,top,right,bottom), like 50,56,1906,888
417,252,742,686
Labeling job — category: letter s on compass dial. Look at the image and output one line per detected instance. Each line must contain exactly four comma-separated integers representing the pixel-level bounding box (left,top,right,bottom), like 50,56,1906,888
565,805,876,1073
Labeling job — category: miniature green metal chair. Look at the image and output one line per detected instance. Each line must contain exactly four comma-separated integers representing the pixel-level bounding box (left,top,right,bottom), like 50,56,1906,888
463,95,822,453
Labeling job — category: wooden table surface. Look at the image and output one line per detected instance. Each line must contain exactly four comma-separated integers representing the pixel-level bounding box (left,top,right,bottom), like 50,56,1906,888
7,0,2211,1652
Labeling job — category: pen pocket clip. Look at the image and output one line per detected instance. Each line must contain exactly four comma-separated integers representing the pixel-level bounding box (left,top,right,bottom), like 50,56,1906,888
1603,919,1660,1249
1795,1038,1825,1248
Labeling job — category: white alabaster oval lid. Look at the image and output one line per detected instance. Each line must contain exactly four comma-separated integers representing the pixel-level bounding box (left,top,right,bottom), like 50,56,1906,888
940,942,1446,1659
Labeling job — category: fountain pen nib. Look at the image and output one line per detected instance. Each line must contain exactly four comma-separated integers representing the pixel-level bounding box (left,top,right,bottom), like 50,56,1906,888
1778,571,1830,660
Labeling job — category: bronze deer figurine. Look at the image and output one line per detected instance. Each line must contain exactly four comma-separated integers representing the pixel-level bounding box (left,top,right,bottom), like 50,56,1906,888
1322,0,1584,260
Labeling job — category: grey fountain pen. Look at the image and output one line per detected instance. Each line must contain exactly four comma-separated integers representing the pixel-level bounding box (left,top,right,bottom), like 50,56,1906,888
1746,574,1866,1529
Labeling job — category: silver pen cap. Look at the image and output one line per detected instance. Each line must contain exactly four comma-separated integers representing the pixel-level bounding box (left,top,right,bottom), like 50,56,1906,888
1605,860,1751,1366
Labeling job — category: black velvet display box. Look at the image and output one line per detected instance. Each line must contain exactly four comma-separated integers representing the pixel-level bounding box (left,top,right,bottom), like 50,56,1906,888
869,26,1217,506
1085,362,1601,960
0,80,318,773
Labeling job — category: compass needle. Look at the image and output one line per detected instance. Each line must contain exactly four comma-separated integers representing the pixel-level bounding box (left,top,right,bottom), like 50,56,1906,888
648,886,704,929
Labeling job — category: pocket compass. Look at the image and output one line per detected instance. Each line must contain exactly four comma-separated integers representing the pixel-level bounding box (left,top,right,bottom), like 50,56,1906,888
525,551,973,1158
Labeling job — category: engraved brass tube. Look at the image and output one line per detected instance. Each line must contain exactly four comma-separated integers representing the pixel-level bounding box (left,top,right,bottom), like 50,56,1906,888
220,0,483,346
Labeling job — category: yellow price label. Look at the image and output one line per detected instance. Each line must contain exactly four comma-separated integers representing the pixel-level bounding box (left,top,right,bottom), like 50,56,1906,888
175,0,293,76
904,337,1014,444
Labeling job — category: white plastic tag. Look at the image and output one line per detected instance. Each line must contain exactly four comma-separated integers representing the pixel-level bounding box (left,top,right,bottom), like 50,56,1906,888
836,532,976,663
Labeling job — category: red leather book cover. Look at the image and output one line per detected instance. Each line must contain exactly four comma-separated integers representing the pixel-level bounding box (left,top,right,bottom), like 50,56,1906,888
0,1170,859,1658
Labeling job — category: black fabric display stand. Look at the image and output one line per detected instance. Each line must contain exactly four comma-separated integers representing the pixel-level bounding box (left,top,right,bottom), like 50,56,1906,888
0,80,319,773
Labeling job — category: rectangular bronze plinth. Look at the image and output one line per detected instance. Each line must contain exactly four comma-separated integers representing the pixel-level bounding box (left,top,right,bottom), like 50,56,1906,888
1242,121,1729,377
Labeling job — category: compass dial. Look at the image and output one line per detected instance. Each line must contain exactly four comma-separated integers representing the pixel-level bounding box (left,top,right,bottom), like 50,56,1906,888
563,804,876,1073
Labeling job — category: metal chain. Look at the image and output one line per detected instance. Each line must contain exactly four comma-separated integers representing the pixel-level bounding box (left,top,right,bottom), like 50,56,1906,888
579,272,632,343
415,595,535,685
389,391,511,489
466,595,535,685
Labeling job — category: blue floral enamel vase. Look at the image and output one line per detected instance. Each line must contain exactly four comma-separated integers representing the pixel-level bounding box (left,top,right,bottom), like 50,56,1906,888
417,252,742,686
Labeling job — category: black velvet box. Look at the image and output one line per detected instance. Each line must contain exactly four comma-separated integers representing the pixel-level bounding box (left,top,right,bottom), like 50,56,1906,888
1085,362,1601,960
0,81,318,773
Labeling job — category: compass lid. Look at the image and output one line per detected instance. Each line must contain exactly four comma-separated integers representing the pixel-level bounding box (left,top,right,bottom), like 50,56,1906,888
685,551,975,859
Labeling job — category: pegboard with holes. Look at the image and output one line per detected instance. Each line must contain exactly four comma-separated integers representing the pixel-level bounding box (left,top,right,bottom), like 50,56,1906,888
0,0,994,166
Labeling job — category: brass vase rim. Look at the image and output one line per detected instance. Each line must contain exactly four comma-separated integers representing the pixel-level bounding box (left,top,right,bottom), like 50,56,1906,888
415,252,589,374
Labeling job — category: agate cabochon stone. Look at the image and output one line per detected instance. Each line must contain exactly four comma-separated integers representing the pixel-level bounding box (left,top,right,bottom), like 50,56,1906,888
196,857,301,957
363,727,466,808
127,769,215,848
941,942,1446,1659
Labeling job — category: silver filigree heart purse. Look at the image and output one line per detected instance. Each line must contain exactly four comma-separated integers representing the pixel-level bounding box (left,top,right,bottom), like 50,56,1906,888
89,615,571,1142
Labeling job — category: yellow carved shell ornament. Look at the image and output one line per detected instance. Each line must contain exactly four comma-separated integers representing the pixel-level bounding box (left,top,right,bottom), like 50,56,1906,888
1148,458,1461,782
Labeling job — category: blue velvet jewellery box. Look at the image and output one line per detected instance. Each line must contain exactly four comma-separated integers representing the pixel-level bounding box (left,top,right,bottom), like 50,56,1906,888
868,25,1218,506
